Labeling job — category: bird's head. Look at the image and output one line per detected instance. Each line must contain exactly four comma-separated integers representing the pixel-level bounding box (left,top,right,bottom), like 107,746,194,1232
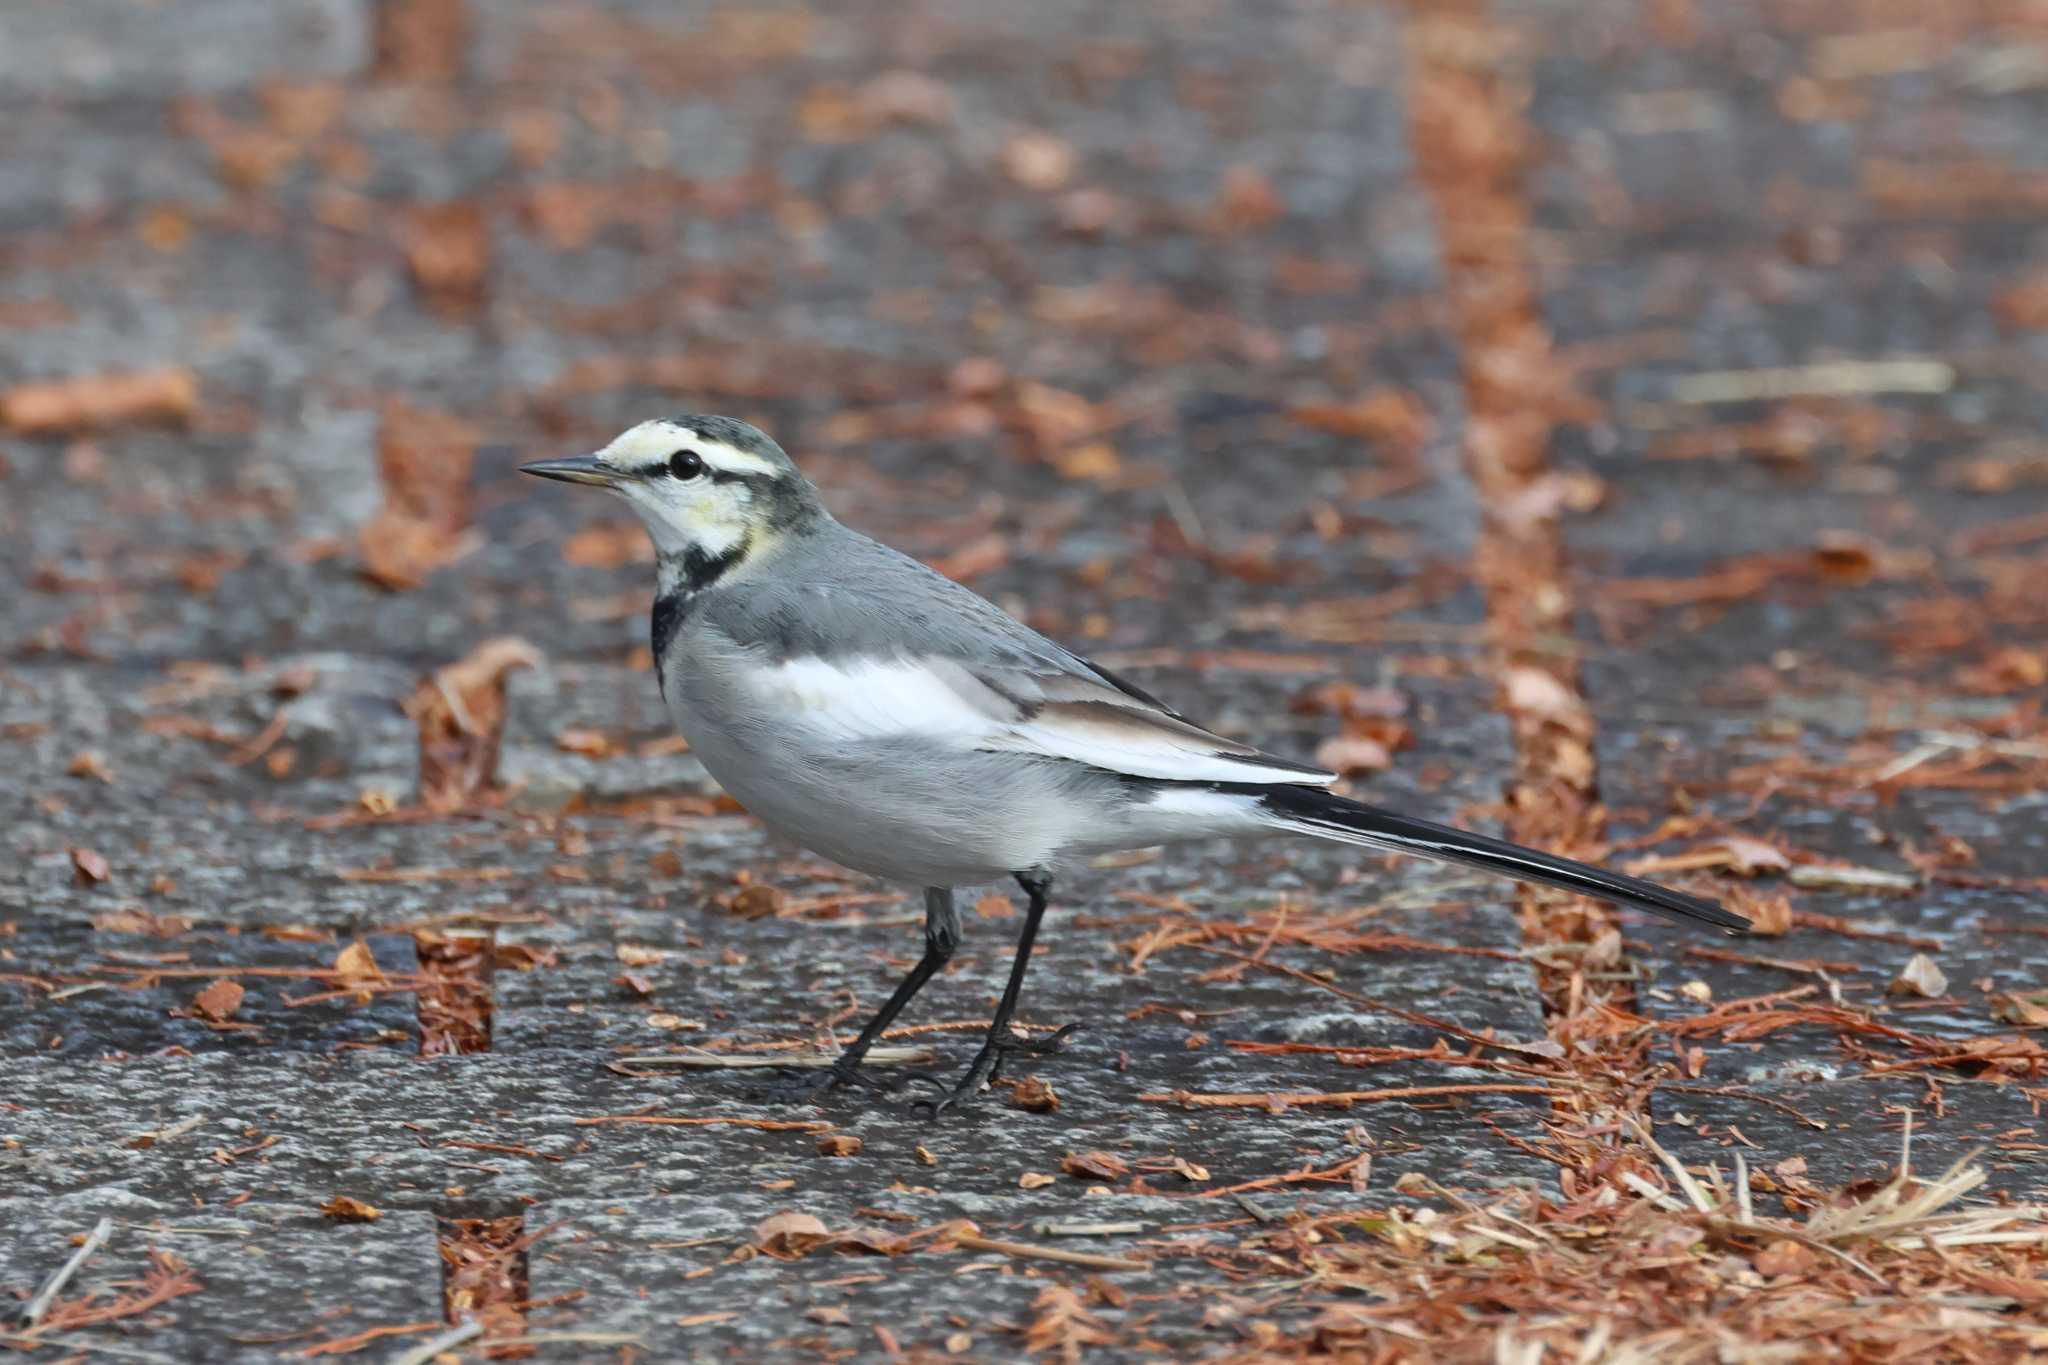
522,415,821,583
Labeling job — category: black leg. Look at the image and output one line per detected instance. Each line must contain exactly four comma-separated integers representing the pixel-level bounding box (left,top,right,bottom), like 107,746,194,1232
912,870,1080,1117
755,887,958,1104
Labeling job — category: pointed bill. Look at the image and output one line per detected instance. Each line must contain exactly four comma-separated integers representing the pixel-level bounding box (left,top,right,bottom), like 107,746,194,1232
520,454,619,486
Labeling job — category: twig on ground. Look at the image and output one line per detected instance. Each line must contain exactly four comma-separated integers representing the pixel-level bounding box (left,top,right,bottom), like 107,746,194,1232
385,1319,481,1365
18,1217,113,1328
951,1233,1146,1272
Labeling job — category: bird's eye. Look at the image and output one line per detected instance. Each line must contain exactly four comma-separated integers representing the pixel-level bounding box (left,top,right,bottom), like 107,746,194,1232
667,449,706,480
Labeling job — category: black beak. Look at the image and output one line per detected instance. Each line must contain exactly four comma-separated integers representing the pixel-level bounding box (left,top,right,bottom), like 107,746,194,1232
520,455,620,487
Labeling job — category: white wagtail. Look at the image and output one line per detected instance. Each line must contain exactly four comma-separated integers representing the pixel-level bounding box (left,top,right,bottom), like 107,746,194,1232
524,416,1747,1111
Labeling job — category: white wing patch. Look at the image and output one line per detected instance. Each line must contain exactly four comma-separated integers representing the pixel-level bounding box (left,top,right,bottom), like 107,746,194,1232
748,657,1000,743
743,656,1335,786
979,704,1335,784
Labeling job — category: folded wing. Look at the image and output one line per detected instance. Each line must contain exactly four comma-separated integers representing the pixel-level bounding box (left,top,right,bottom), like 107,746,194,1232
745,653,1336,787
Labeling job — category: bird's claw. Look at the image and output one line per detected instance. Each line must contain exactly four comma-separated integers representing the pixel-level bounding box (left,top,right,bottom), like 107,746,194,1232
908,1023,1083,1118
749,1056,899,1105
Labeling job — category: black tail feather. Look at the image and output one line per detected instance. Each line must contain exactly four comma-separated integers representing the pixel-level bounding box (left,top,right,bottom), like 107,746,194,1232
1247,784,1748,933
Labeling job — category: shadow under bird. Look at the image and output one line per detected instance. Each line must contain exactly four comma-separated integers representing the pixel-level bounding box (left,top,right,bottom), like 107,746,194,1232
524,417,1749,1112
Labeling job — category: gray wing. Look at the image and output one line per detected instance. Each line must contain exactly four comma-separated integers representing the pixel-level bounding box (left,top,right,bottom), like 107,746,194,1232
702,527,1337,786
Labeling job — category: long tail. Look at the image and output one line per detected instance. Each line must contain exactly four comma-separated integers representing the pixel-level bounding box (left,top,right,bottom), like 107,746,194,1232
1245,784,1748,933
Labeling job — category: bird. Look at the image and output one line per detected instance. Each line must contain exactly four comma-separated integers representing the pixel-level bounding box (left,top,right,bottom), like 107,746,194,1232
523,416,1748,1112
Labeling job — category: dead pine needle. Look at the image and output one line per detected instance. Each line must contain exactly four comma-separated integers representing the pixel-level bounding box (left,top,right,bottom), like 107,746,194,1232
952,1232,1148,1272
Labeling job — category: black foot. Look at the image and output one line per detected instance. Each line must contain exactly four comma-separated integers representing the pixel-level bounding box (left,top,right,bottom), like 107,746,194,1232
908,1024,1082,1118
748,1057,900,1106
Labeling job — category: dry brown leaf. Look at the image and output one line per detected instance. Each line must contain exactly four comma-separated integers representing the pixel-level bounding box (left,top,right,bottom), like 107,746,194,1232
1502,666,1590,731
1315,734,1392,776
925,533,1010,582
728,884,787,919
560,521,653,569
359,400,479,591
192,978,245,1023
1888,953,1949,999
406,637,542,810
332,939,385,989
1061,1150,1130,1181
554,727,614,757
320,1195,384,1222
0,367,198,435
1019,1171,1056,1190
1001,131,1076,190
69,847,110,884
1990,991,2048,1027
1734,889,1795,937
405,201,489,314
1289,388,1431,458
754,1211,831,1259
66,750,114,783
1024,1283,1117,1358
817,1134,863,1157
615,943,667,967
1010,1076,1060,1112
1290,681,1407,719
1811,530,1879,583
1213,164,1283,231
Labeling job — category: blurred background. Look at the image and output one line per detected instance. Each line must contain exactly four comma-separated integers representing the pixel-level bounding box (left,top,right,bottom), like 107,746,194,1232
4,3,2048,1352
4,0,2044,844
5,0,2047,934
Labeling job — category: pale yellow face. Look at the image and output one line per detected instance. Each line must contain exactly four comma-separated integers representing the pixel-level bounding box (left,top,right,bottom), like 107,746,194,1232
593,419,782,558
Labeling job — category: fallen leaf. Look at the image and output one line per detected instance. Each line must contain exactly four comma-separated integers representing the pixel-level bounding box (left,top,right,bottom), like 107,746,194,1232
817,1134,863,1157
192,979,245,1023
332,940,385,994
1001,131,1076,190
560,521,652,569
66,750,114,783
1024,1283,1115,1357
69,847,111,884
1,367,199,435
406,637,542,810
1990,990,2048,1027
925,533,1009,582
1994,268,2048,329
754,1211,831,1259
555,727,616,757
359,400,480,591
858,69,954,126
1315,734,1392,776
1019,1171,1055,1190
1290,681,1407,719
728,884,787,919
320,1195,384,1222
1053,441,1122,482
1752,1239,1815,1277
1888,953,1948,999
405,201,489,315
1010,1076,1060,1113
806,1306,853,1326
1502,666,1589,731
1734,889,1794,937
1810,530,1878,583
1288,389,1431,457
1719,837,1793,875
616,943,667,967
1212,164,1283,231
1061,1150,1129,1181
